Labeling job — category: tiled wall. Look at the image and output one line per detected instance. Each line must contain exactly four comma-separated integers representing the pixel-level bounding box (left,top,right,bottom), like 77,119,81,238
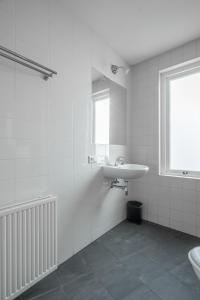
128,38,200,237
0,0,128,264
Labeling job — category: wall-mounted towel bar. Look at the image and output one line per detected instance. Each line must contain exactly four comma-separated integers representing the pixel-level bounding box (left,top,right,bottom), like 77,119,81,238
0,45,57,80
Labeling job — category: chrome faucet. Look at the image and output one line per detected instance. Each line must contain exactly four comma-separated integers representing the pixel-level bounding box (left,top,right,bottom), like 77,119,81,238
115,156,125,166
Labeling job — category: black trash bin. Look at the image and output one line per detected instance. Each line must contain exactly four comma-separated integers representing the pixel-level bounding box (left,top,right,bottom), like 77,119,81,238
127,201,143,224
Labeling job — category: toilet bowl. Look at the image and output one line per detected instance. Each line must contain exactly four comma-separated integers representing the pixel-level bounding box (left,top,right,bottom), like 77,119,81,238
188,246,200,280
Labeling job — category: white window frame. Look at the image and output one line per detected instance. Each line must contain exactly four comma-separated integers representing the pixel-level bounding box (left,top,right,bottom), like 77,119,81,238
159,57,200,179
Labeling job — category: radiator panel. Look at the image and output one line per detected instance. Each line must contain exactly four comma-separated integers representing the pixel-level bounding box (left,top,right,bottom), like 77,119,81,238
0,196,57,300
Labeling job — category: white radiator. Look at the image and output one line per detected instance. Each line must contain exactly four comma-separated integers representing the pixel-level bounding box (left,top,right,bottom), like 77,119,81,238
0,195,57,300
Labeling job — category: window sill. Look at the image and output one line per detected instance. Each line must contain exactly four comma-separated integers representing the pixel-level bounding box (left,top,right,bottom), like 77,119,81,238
159,172,200,180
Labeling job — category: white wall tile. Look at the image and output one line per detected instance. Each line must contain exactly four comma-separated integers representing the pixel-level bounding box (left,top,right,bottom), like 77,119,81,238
0,180,15,207
195,180,200,192
16,139,32,159
0,65,15,118
170,188,183,211
157,214,170,228
196,192,200,215
129,37,200,237
0,160,15,180
0,118,14,138
0,0,15,47
15,176,48,203
182,190,196,215
0,1,128,265
14,120,32,139
196,39,200,56
16,158,48,179
0,139,16,159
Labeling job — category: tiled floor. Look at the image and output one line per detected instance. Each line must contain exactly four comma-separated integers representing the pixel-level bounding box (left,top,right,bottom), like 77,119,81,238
17,221,200,300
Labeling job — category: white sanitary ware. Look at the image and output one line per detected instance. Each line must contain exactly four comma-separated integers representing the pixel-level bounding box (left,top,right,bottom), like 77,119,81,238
188,247,200,280
102,163,149,180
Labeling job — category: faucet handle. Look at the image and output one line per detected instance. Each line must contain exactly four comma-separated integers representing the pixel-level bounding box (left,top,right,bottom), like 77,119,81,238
115,156,125,166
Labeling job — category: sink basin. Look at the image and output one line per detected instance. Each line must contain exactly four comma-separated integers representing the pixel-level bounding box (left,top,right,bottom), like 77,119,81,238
102,164,149,180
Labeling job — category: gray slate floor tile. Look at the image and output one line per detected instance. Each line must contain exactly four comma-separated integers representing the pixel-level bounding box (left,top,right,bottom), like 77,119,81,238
33,288,67,300
105,273,142,300
57,253,90,285
146,273,200,300
18,220,200,300
122,284,162,300
62,273,113,300
21,272,60,299
79,241,117,272
170,260,200,286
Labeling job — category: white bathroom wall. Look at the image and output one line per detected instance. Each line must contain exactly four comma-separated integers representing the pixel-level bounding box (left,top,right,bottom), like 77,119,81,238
129,38,200,237
0,0,128,263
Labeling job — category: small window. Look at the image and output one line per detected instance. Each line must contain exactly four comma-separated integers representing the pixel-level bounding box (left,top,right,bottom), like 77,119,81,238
92,89,110,144
159,58,200,178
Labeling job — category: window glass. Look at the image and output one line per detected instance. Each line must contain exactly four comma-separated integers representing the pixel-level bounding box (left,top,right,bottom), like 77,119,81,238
94,96,110,144
169,71,200,171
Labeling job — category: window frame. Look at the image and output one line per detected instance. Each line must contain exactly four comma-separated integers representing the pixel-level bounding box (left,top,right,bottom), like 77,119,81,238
159,57,200,179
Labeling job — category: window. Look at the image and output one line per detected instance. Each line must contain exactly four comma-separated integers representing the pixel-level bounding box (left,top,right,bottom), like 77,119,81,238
92,89,110,144
159,58,200,178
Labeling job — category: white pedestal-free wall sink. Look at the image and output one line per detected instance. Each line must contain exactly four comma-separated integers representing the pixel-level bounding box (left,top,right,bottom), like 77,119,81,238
102,164,149,180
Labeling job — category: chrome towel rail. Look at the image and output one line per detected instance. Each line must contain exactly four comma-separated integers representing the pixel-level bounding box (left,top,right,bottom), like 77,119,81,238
0,45,57,80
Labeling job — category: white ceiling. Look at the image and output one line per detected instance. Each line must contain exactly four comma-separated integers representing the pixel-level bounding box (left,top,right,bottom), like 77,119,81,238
67,0,200,65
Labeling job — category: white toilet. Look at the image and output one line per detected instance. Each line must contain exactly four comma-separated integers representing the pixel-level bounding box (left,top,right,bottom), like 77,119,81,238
188,247,200,280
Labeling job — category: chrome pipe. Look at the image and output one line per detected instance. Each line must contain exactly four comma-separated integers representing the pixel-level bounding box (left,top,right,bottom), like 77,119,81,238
0,45,57,75
0,51,51,79
110,178,128,196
